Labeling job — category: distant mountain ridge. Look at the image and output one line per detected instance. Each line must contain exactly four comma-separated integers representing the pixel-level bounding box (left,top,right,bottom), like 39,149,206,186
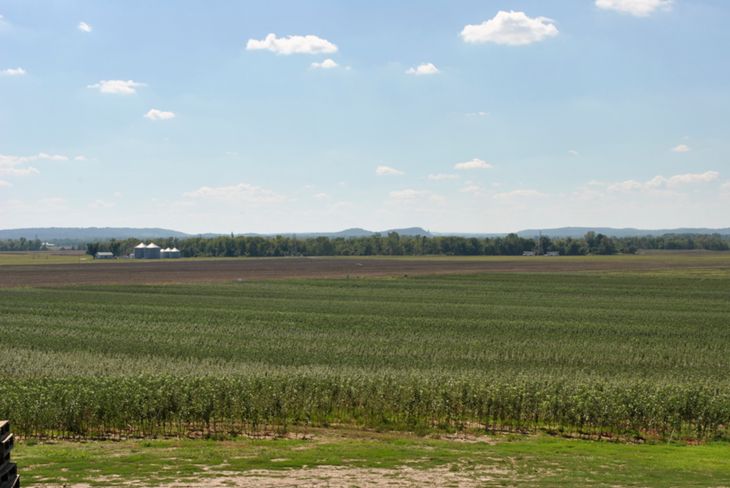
0,226,433,241
515,227,730,238
0,227,189,241
1,226,729,242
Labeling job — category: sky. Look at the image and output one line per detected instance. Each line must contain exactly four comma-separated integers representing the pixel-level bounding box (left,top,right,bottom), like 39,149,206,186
1,0,729,234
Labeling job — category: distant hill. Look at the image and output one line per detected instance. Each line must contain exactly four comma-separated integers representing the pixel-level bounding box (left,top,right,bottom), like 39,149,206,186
247,227,434,238
516,227,730,238
0,227,190,241
2,226,728,242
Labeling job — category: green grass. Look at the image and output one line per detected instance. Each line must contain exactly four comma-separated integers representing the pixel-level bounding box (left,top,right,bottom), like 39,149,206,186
13,430,730,487
2,262,730,439
0,252,92,265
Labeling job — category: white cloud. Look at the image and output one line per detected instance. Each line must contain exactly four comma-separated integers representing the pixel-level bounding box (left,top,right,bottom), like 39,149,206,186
0,180,11,188
144,109,176,121
428,173,459,181
406,63,439,76
494,189,547,200
460,183,481,194
460,11,559,46
465,111,488,117
89,199,114,209
606,171,720,192
388,189,444,205
0,166,39,177
671,144,691,153
454,158,493,170
313,192,330,200
74,155,88,161
595,0,672,16
78,21,92,32
87,80,145,95
665,171,719,187
0,152,71,177
568,149,579,156
375,165,405,176
389,189,424,201
246,33,337,55
1,67,26,76
607,179,644,192
722,181,730,190
311,58,338,69
184,183,286,204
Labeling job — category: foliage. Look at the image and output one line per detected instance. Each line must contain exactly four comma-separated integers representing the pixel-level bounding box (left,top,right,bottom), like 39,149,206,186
79,232,730,257
1,271,729,440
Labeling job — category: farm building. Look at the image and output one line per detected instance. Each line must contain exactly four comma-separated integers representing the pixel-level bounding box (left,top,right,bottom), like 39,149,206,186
95,251,114,259
144,243,161,259
134,242,147,259
134,242,181,259
161,247,181,259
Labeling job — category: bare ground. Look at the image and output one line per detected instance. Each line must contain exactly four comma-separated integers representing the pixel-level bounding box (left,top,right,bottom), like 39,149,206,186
1,254,728,288
50,464,525,488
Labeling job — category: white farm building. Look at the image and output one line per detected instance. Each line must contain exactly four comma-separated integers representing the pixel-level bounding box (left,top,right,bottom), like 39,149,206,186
133,242,181,259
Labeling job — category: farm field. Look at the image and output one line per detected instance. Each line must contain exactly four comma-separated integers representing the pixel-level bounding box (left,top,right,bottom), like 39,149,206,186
13,429,730,487
2,255,730,486
2,257,730,440
0,251,90,266
2,252,730,287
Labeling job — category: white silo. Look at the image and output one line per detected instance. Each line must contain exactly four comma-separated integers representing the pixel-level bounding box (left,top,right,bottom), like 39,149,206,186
134,242,147,259
144,242,161,259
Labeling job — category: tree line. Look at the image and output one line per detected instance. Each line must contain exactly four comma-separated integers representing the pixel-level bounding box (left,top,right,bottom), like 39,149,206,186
72,232,730,258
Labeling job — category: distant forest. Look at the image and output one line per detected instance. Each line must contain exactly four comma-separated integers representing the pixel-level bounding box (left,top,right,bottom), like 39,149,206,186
1,232,729,257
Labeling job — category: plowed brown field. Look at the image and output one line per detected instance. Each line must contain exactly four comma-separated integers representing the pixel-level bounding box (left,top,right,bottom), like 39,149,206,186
1,254,728,288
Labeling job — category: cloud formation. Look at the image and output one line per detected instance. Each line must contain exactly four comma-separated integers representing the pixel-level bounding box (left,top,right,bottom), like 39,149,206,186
428,173,459,181
1,67,26,76
595,0,672,16
671,144,691,153
311,58,338,69
461,11,559,46
0,152,69,177
144,109,176,121
78,21,92,32
606,171,720,192
454,158,493,170
494,189,547,200
388,189,444,204
406,63,439,76
246,33,337,55
87,80,145,94
184,183,286,204
375,165,404,176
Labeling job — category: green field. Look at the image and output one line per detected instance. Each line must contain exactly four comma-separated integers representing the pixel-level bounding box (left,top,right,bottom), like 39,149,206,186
0,252,91,265
13,430,730,487
2,266,730,441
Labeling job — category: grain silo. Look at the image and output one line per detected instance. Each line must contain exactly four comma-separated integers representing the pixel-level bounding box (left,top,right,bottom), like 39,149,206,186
160,247,170,259
168,247,181,259
144,242,161,259
134,242,147,259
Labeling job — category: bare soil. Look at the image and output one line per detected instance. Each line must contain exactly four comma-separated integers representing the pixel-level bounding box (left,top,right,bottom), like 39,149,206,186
1,255,727,288
58,465,521,488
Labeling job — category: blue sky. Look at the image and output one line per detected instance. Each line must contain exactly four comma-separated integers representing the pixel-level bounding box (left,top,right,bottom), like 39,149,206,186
1,0,728,233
